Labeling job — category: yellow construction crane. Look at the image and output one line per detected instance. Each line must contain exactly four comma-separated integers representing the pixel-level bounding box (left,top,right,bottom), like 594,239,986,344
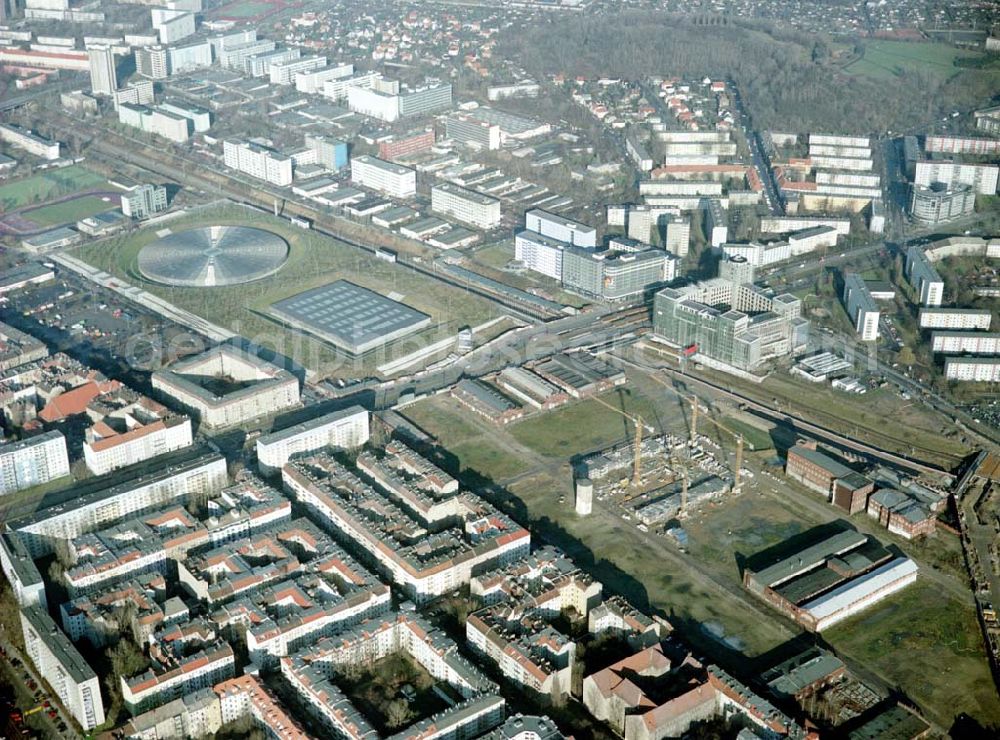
690,395,745,493
590,395,652,488
600,358,746,496
669,447,691,515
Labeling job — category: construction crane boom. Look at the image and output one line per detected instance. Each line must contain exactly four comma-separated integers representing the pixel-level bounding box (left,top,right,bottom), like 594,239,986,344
589,395,647,487
690,395,745,492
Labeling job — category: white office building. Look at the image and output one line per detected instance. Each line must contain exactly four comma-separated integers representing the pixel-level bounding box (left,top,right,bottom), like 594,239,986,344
431,183,501,230
350,155,416,198
0,431,69,496
514,230,570,281
118,103,191,143
295,63,353,93
113,79,154,109
347,85,400,122
159,101,211,132
269,54,327,85
524,210,596,248
321,71,380,101
151,8,195,44
720,241,791,267
256,406,369,475
223,140,293,186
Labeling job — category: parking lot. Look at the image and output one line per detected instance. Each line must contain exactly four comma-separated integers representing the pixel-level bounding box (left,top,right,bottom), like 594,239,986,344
0,637,76,738
3,269,211,387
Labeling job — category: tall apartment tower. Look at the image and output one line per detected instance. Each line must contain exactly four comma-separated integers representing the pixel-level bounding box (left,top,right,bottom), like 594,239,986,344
136,46,169,79
88,46,117,95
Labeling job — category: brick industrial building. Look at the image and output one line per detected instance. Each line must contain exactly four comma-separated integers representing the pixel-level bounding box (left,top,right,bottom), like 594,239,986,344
785,442,874,514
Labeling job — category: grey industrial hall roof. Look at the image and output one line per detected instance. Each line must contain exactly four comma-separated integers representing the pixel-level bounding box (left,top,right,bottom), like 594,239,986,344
138,226,288,287
751,530,868,588
765,650,845,697
269,280,431,354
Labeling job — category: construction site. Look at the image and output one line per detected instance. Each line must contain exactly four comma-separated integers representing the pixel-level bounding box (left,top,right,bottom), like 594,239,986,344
572,393,751,533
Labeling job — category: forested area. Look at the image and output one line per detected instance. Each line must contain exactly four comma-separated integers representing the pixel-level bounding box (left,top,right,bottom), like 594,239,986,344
499,12,1000,134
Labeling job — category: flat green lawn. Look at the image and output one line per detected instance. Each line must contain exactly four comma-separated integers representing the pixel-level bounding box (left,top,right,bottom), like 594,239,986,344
400,398,524,481
847,40,980,80
825,579,1000,728
24,195,115,227
215,0,274,17
720,416,773,451
0,166,106,211
509,389,663,457
74,204,500,376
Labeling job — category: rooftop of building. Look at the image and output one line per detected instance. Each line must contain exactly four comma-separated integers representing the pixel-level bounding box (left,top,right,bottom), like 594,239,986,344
21,606,96,684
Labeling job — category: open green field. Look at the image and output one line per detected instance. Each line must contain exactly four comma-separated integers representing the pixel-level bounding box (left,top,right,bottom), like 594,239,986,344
213,0,275,17
74,204,500,377
508,388,664,457
825,579,1000,727
720,416,773,451
401,397,525,481
24,195,116,227
0,165,106,211
846,40,981,80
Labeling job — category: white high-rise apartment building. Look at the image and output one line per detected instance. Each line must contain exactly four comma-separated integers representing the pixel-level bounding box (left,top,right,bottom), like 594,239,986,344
22,606,105,730
256,406,370,475
350,155,416,198
524,209,596,247
431,183,501,229
122,183,168,219
514,230,569,281
0,431,69,496
918,308,992,330
88,45,116,95
223,140,293,186
914,160,999,195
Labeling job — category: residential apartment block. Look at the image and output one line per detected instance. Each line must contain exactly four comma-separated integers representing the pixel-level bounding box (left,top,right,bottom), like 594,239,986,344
431,182,501,229
842,273,880,341
223,140,294,186
905,246,945,306
22,606,105,729
152,346,300,429
0,430,69,496
282,451,530,602
256,406,369,475
350,154,416,198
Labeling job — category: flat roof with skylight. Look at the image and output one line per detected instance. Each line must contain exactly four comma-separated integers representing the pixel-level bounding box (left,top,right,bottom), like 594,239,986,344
269,280,431,354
